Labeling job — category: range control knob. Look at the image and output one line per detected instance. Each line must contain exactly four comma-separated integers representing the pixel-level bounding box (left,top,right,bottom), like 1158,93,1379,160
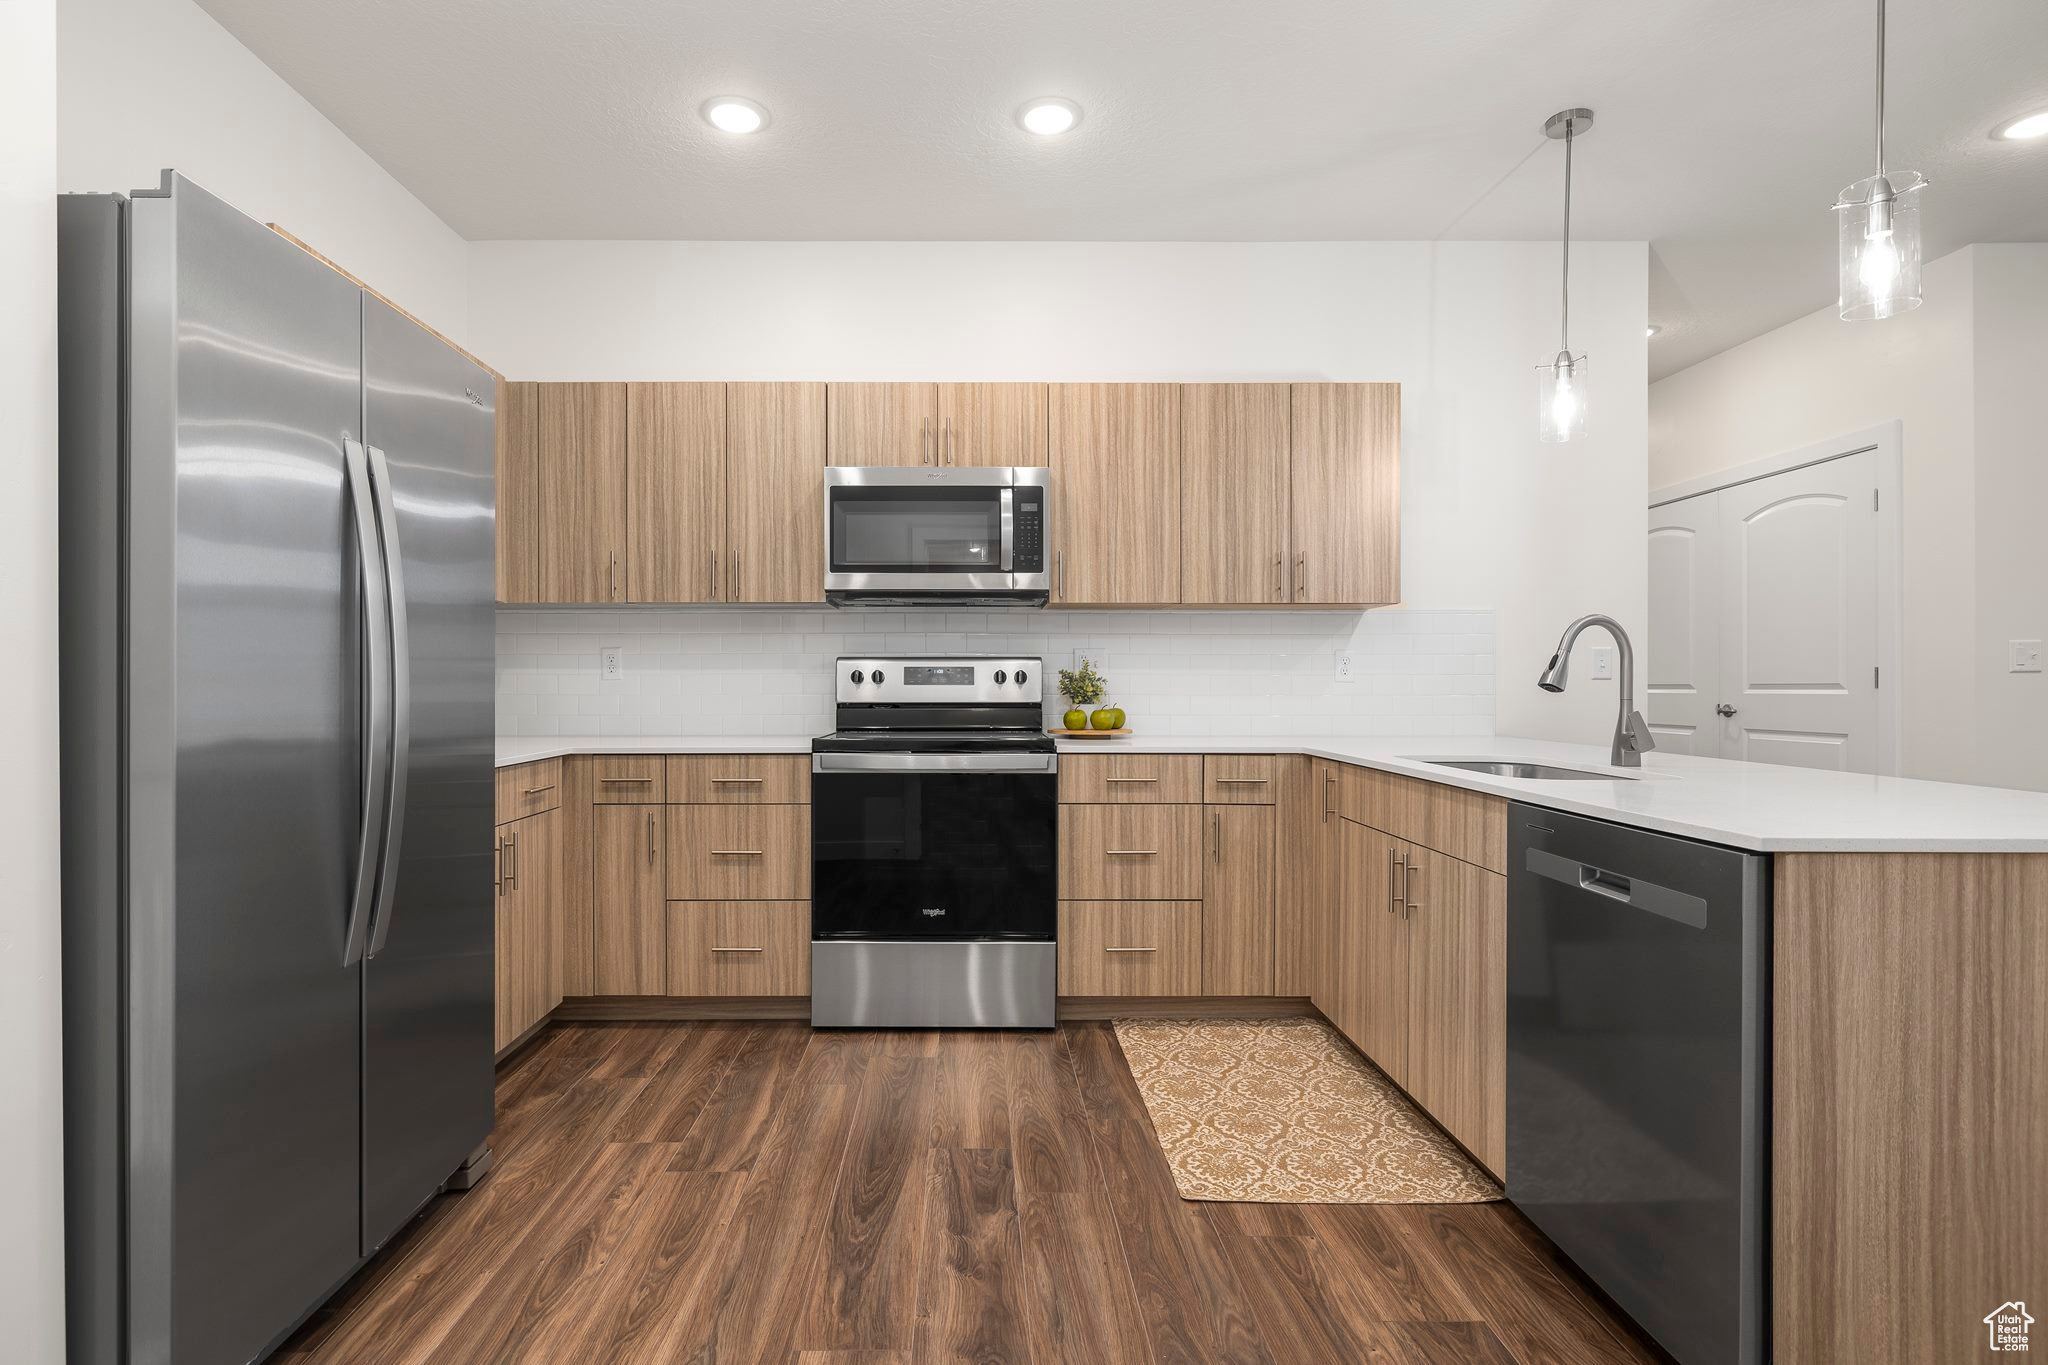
1015,669,1029,685
849,669,865,685
994,670,1007,685
871,669,886,684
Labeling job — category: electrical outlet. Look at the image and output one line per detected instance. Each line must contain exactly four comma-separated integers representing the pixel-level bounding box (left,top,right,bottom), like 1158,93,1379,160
1590,646,1615,680
2012,639,2044,674
1334,653,1355,681
600,646,625,681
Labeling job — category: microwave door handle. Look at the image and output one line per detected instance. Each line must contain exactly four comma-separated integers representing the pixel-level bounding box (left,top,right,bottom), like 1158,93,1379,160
999,486,1015,572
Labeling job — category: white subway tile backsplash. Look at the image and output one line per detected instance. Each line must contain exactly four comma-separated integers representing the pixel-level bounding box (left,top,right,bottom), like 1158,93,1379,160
495,607,1496,739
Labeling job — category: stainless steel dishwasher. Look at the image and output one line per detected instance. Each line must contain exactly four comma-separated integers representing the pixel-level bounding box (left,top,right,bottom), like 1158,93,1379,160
1506,803,1769,1365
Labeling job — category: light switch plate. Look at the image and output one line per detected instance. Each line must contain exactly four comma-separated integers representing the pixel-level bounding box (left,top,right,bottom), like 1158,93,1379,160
1334,652,1355,681
600,646,625,681
1590,646,1615,680
2012,639,2044,674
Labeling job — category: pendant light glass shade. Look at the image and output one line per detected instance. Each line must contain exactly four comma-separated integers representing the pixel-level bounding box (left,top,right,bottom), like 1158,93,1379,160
1836,172,1924,320
1537,352,1587,444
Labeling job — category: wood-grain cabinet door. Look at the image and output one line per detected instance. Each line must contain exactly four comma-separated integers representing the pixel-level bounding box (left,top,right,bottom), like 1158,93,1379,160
492,826,519,1049
727,382,826,603
524,806,563,1021
1048,383,1181,605
1181,384,1291,605
628,382,726,602
1403,845,1506,1175
495,379,541,602
1202,804,1275,994
1291,383,1398,606
592,804,665,995
828,382,937,467
665,804,811,901
1335,817,1409,1082
535,381,628,602
666,901,810,996
938,383,1046,468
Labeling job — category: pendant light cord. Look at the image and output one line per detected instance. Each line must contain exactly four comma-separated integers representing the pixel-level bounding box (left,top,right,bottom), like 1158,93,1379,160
1874,0,1887,175
1560,123,1573,354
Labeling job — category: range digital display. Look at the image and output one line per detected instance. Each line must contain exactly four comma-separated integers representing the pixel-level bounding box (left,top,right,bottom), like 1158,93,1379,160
904,666,975,686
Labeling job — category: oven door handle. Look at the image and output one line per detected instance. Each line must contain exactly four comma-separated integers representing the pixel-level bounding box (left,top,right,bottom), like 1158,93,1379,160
812,751,1059,774
999,486,1015,573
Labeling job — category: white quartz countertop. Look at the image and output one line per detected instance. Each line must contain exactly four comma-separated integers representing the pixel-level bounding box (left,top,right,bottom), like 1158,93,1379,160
497,732,2048,853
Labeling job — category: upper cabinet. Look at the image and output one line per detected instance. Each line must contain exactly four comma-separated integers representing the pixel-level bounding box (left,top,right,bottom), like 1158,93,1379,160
1181,384,1292,605
938,383,1046,467
495,378,540,602
626,382,726,603
1291,382,1399,606
827,382,938,467
496,377,1394,610
1049,383,1182,606
727,382,826,604
534,382,628,603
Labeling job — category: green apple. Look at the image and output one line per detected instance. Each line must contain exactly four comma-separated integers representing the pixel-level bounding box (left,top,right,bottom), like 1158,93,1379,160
1063,708,1087,731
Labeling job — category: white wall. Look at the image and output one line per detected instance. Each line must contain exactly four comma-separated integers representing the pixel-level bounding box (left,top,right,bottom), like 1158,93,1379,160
57,0,470,345
2,0,68,1357
499,608,1494,740
471,239,1650,744
1650,245,2048,791
1971,246,2048,793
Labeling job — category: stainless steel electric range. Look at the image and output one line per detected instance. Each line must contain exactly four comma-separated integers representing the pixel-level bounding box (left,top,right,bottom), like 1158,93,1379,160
810,656,1058,1028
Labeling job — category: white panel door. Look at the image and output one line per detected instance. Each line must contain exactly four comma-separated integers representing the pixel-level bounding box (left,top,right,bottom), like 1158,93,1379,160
1715,451,1880,771
1646,496,1723,756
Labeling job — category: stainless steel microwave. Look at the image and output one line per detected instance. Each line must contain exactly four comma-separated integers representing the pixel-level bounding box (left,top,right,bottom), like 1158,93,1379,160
823,466,1050,606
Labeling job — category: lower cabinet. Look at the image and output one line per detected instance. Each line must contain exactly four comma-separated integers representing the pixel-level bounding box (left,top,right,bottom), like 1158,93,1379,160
1331,809,1506,1175
666,900,810,996
1203,803,1274,994
493,804,562,1051
1057,901,1203,995
593,803,666,994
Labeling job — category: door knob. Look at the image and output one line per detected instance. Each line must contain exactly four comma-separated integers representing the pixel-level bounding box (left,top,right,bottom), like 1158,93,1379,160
1714,703,1738,717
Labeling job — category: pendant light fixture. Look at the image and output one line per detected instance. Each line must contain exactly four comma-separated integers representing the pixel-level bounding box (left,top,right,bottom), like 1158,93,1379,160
1537,108,1593,444
1834,0,1926,319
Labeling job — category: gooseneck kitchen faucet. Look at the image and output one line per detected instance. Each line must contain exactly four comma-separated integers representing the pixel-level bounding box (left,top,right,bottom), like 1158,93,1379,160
1538,614,1657,767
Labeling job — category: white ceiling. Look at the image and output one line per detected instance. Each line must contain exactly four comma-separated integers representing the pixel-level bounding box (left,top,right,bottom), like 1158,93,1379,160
196,0,2048,378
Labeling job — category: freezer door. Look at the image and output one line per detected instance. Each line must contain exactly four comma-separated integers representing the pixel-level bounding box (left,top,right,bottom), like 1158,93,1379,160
136,175,369,1365
360,294,497,1253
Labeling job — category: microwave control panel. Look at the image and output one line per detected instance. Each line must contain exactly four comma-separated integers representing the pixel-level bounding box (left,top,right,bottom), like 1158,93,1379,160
1011,487,1045,573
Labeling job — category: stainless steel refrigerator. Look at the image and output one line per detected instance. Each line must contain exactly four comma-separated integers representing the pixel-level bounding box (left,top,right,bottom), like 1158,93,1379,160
58,172,497,1365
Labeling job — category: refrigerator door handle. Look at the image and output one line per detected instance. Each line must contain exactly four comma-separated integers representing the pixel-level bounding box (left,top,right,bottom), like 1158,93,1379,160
365,443,412,958
342,437,391,967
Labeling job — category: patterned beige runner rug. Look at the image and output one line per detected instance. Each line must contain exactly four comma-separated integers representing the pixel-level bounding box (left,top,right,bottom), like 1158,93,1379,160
1111,1016,1502,1204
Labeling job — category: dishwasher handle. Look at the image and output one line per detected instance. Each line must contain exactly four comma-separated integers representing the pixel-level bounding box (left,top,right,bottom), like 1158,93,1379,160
1524,847,1710,929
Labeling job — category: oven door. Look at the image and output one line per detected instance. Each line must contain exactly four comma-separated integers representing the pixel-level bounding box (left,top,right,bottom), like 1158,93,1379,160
811,752,1057,941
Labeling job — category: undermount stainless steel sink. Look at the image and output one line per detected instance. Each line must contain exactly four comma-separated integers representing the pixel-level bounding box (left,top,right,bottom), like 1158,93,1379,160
1420,759,1636,781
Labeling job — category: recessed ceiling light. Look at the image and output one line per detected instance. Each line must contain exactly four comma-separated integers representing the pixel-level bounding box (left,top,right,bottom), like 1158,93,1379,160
1646,325,1661,338
1993,108,2048,140
702,97,768,134
1018,98,1081,136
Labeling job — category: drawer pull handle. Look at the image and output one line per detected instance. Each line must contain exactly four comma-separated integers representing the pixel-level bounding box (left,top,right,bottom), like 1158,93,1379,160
711,946,765,953
710,849,764,856
522,784,555,795
1215,778,1268,785
599,776,655,784
1104,946,1158,953
1104,776,1159,784
711,776,765,784
1105,849,1159,856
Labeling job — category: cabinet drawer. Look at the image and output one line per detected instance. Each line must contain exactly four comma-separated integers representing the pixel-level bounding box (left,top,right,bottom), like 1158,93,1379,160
665,804,810,900
1334,765,1506,874
1059,752,1202,804
1059,804,1202,900
665,901,810,996
495,758,562,821
1203,754,1280,804
591,754,666,804
1059,901,1202,995
666,753,809,804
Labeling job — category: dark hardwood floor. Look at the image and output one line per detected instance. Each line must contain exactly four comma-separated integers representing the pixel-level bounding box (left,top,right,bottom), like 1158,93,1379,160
277,1021,1663,1365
